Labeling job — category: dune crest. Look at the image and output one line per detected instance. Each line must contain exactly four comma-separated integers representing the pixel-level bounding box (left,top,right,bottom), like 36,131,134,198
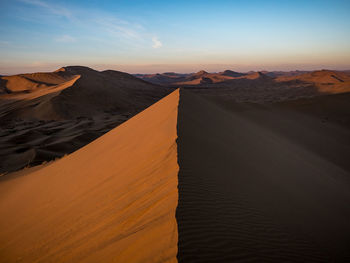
0,90,180,263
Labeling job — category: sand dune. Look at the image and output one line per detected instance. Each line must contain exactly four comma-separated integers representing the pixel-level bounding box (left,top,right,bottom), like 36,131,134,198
207,92,350,171
0,71,75,94
276,70,350,93
274,92,350,129
133,73,189,85
0,90,179,262
51,66,170,119
0,67,171,173
0,66,170,121
176,90,350,262
136,69,350,103
175,69,350,95
220,70,246,77
1,72,350,262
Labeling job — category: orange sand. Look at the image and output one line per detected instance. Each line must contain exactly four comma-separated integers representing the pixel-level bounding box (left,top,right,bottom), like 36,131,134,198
0,89,179,262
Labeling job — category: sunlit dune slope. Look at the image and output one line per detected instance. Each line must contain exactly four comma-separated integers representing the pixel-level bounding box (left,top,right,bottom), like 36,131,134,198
0,71,75,94
276,70,350,93
0,89,179,263
0,75,81,121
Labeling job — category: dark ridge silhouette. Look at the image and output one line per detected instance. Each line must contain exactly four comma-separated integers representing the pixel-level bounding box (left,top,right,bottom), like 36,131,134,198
221,69,246,77
199,77,213,84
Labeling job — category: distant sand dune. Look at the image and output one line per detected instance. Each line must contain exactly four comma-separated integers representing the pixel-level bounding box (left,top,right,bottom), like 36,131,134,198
136,69,350,103
0,67,171,174
0,66,170,121
0,71,75,94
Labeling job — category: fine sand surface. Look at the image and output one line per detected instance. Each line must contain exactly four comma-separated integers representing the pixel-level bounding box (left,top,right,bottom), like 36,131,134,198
176,90,350,262
205,92,350,173
0,90,179,262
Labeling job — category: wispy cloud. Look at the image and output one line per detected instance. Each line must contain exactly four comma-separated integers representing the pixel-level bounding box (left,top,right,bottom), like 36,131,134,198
97,18,142,40
19,0,72,19
54,35,77,43
0,41,11,46
95,16,161,50
152,37,162,49
16,0,162,50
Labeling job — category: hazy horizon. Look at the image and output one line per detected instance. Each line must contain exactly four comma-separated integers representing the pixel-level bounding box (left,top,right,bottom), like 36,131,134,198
2,64,350,76
1,0,350,75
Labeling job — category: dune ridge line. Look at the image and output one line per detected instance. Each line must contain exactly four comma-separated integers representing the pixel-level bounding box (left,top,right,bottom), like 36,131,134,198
0,89,180,263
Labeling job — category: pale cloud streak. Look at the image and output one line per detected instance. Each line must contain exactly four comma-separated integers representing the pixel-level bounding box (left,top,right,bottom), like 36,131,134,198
54,35,77,43
0,41,11,46
96,17,142,40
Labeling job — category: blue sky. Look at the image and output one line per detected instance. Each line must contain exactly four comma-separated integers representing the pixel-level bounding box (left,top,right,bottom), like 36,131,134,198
0,0,349,74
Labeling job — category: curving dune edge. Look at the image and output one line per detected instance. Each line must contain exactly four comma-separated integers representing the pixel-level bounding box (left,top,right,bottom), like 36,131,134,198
0,90,179,263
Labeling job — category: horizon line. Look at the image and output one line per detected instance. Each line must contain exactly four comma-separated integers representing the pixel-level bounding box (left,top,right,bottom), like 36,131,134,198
1,64,350,76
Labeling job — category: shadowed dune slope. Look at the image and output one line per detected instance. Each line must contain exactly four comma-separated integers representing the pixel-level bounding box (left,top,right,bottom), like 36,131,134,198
273,92,350,130
206,92,350,172
0,90,179,263
51,66,171,119
176,90,350,262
